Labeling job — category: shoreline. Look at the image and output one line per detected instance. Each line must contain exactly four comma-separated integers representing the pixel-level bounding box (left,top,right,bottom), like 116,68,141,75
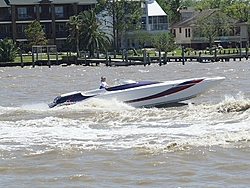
0,53,248,68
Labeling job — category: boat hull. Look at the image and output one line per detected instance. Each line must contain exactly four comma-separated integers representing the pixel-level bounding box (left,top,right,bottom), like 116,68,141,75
48,77,225,108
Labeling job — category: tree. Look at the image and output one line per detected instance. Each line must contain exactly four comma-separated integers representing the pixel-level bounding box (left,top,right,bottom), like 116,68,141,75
159,0,196,24
195,0,222,10
222,0,250,22
193,0,250,23
129,31,177,52
151,32,178,52
79,9,111,57
66,15,82,57
130,30,154,48
97,0,143,51
0,38,20,62
24,20,48,50
193,11,234,52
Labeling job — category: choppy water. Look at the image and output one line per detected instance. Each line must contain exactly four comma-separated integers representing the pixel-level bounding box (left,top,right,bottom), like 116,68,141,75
1,61,250,187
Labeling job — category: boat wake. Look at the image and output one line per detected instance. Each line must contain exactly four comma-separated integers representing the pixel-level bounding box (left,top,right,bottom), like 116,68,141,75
21,103,50,110
216,93,250,113
1,93,250,153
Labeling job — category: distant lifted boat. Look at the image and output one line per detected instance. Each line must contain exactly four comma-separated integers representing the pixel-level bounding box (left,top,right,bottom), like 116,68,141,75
48,77,225,108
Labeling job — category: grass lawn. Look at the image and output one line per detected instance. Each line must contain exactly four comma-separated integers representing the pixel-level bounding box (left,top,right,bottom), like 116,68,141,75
12,47,245,63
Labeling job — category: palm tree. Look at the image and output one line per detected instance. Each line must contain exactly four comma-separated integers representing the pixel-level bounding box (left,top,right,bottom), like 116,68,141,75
66,15,81,57
0,38,20,62
79,9,111,57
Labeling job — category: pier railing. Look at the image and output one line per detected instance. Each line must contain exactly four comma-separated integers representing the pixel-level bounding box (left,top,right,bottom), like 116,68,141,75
1,47,249,68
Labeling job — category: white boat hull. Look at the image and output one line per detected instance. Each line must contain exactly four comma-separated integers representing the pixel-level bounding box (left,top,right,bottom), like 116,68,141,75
48,77,225,108
95,77,225,107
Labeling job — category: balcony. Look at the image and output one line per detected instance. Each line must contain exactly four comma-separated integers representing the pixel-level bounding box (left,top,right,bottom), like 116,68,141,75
129,23,168,32
17,14,35,20
40,12,52,20
148,23,168,31
0,32,12,39
56,31,69,38
55,12,71,20
16,32,26,38
0,14,11,21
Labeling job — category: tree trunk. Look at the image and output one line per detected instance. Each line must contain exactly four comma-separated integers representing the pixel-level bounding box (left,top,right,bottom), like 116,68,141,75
209,36,213,54
76,31,80,58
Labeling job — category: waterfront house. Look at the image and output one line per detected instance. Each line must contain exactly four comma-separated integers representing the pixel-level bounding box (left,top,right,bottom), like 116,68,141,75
0,0,96,51
123,0,169,49
97,0,169,50
170,8,249,50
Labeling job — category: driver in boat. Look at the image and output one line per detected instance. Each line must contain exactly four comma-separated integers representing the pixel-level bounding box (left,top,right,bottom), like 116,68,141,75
100,76,109,89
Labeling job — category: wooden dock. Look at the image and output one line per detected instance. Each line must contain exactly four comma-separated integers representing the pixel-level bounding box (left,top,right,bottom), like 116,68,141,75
78,53,248,66
0,52,249,68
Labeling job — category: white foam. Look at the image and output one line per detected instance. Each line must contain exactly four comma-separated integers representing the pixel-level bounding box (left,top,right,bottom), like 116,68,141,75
1,94,250,153
21,103,50,110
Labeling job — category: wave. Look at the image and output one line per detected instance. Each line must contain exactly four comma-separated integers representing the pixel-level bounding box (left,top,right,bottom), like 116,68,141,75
1,112,250,154
216,93,250,113
1,94,250,153
1,93,250,123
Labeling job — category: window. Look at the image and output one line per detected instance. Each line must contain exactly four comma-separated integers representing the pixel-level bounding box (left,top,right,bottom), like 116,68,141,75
18,7,27,19
55,6,63,18
56,23,64,32
149,17,152,24
17,24,26,32
172,29,176,37
153,17,157,24
179,28,181,33
17,24,27,37
41,25,46,33
185,28,191,38
141,17,146,24
235,27,240,36
158,16,167,24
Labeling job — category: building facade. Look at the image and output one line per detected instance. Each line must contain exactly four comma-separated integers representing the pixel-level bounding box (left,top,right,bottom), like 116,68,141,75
97,0,169,50
124,0,169,49
0,0,96,51
170,8,249,50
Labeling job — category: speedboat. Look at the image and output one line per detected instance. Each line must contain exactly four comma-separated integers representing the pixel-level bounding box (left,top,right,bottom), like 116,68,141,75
48,76,225,108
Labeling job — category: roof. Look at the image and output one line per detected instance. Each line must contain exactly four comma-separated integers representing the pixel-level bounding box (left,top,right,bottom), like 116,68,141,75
171,9,218,28
50,0,97,4
147,0,167,17
0,0,9,7
5,0,96,5
171,9,248,29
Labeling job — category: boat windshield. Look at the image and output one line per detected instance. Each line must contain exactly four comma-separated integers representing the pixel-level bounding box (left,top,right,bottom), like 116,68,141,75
117,79,137,85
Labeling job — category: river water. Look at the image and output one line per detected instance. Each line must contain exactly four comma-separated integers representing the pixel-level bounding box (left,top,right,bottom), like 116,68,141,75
1,60,250,187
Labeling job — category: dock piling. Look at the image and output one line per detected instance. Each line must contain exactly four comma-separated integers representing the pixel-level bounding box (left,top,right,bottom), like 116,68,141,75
159,50,162,66
181,46,185,65
20,53,24,68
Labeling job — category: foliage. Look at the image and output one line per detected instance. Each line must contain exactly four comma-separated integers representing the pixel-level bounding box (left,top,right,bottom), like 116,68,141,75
222,1,249,22
0,38,20,62
193,11,234,51
24,20,48,50
129,30,154,48
97,0,143,51
66,15,82,57
157,0,250,27
151,32,178,52
66,9,111,58
195,0,250,23
129,31,177,52
195,0,222,10
157,0,196,24
79,9,111,57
